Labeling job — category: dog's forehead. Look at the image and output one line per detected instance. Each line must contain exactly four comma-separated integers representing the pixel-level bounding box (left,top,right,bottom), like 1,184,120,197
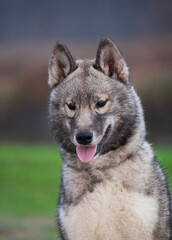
52,59,123,103
69,59,115,93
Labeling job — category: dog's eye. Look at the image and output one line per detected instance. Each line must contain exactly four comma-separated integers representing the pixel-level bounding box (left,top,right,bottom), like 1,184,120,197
67,102,76,111
96,100,107,108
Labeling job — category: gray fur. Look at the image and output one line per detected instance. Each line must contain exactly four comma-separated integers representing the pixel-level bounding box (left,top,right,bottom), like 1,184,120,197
48,38,171,240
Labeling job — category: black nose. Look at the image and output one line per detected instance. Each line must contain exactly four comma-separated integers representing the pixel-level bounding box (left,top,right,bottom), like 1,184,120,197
76,131,93,145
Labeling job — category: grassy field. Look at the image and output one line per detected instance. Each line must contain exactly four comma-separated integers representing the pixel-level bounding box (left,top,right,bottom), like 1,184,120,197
0,143,172,240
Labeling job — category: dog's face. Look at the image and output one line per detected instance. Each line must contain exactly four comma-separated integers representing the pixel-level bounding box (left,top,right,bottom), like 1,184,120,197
48,38,137,163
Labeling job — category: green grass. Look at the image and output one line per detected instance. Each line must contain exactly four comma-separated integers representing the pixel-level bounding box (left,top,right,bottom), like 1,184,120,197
0,143,62,240
0,144,62,216
154,146,172,191
0,143,171,240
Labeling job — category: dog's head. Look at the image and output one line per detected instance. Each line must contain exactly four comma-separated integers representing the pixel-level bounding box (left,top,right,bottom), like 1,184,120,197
48,38,138,163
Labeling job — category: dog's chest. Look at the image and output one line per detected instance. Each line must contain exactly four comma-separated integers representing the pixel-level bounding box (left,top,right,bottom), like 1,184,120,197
60,178,158,240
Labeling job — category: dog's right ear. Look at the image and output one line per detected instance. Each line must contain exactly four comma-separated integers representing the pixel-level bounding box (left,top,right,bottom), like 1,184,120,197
48,42,77,88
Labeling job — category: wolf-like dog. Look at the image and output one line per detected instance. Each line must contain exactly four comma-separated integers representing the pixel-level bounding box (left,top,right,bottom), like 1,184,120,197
48,38,172,240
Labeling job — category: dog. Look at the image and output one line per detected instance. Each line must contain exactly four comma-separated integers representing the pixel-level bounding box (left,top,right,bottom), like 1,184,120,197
48,38,172,240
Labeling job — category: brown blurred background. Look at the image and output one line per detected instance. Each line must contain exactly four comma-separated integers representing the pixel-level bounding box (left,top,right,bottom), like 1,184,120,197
0,0,172,145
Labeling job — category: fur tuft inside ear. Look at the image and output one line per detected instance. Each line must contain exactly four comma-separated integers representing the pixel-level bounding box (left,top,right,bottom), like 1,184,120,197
48,42,77,88
94,38,129,83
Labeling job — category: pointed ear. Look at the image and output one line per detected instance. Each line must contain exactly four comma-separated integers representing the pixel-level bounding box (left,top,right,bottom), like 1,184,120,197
48,41,77,88
94,38,129,83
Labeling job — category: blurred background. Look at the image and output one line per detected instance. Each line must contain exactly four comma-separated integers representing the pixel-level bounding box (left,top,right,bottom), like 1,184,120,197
0,0,172,239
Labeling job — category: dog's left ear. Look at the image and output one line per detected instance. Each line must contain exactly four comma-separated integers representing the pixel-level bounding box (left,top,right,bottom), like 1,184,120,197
94,38,129,83
48,41,77,88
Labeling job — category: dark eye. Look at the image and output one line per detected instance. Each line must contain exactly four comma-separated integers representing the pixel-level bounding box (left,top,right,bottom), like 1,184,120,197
67,102,76,111
96,100,107,108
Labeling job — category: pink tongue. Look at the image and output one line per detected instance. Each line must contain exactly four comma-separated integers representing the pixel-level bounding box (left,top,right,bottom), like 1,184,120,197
76,146,97,162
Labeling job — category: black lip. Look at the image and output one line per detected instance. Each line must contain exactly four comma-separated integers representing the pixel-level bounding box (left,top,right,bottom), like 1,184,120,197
94,125,111,156
95,143,101,155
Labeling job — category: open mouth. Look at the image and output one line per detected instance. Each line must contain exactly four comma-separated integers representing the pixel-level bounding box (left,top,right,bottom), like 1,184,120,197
76,125,111,163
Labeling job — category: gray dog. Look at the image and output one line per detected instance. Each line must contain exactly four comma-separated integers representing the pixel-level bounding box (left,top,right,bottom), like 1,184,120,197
48,38,172,240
